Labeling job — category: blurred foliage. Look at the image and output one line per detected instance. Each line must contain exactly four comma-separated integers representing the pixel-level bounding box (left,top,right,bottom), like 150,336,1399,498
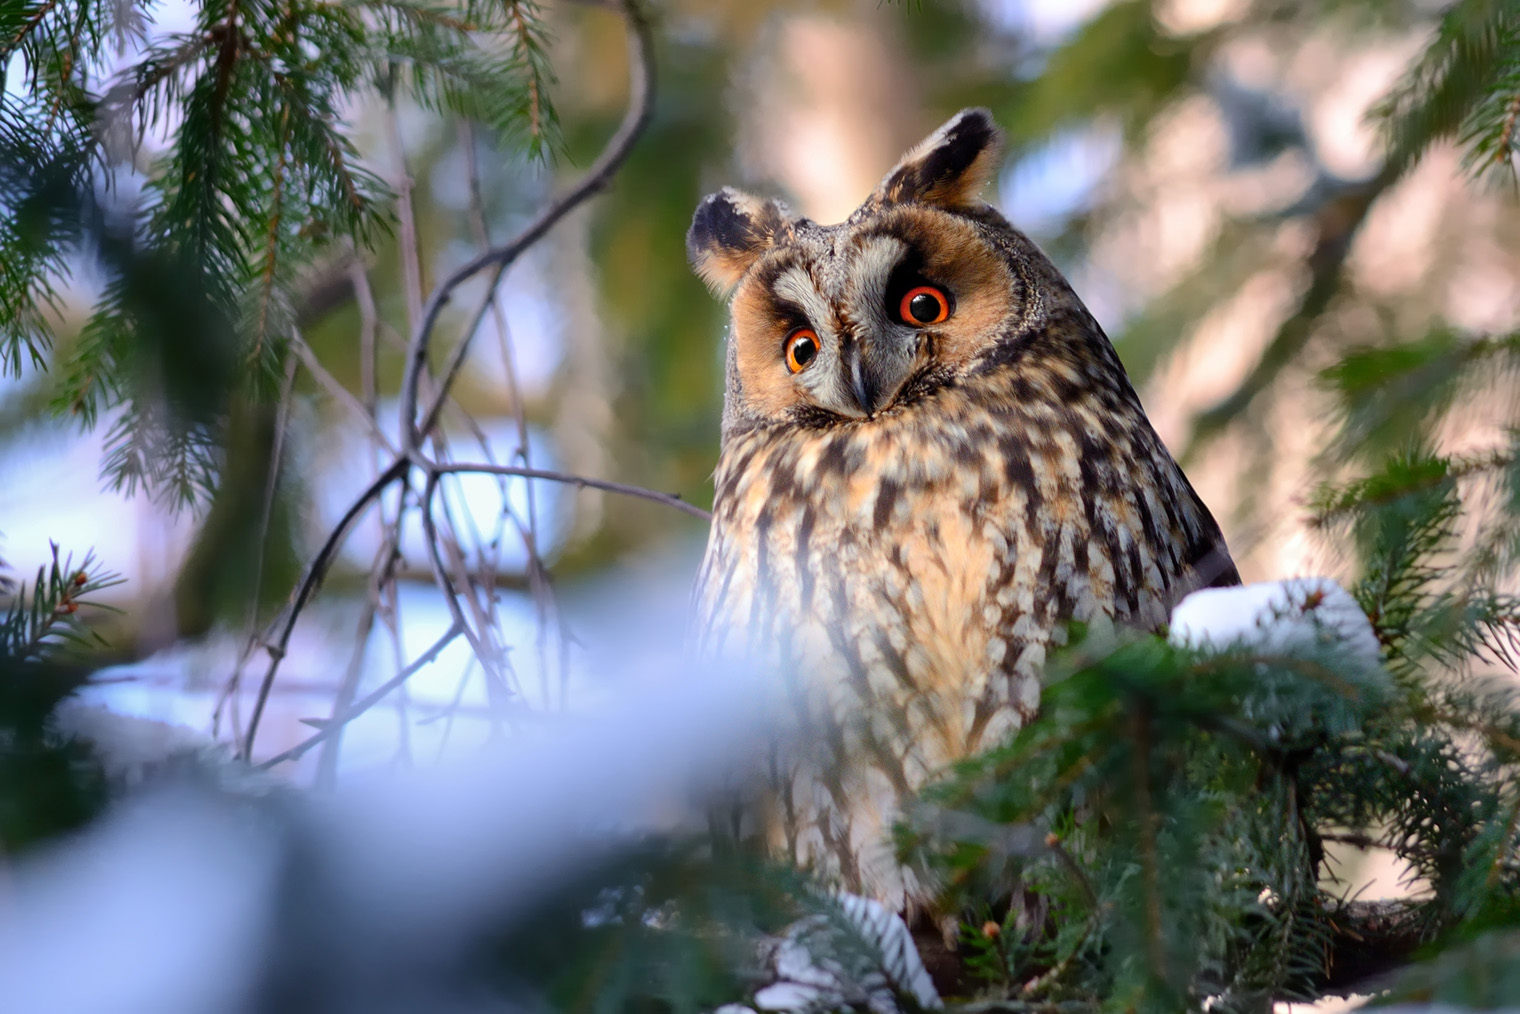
1373,0,1520,185
0,545,117,852
475,841,803,1012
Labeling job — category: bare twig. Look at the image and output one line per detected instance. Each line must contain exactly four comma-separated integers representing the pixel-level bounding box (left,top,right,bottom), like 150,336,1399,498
386,72,425,332
240,458,409,761
415,122,517,442
400,0,654,453
289,331,398,455
415,259,508,440
246,355,300,639
351,250,380,418
431,461,711,520
314,522,403,788
1320,831,1383,850
213,355,297,741
460,114,561,710
256,620,463,770
418,467,516,716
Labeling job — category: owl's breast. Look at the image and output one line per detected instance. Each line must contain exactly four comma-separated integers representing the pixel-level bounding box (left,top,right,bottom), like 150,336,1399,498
692,382,1234,902
695,377,1218,739
695,401,1057,763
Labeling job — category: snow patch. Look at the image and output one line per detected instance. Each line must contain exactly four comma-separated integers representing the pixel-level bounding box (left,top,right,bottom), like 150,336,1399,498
1169,577,1380,669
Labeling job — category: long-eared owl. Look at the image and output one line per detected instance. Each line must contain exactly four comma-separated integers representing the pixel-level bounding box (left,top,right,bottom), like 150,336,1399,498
687,109,1238,910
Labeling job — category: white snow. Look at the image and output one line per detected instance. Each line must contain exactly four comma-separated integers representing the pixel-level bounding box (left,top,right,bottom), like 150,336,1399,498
50,696,226,784
0,789,279,1014
1169,577,1381,669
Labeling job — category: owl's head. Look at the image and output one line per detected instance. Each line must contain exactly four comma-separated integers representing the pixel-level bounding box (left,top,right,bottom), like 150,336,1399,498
688,109,1086,434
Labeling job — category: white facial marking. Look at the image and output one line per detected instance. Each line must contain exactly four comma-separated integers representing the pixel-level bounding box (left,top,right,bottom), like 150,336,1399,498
773,266,834,334
846,235,907,336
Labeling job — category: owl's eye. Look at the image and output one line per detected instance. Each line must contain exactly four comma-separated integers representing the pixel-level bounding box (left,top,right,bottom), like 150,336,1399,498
784,327,819,373
899,285,950,326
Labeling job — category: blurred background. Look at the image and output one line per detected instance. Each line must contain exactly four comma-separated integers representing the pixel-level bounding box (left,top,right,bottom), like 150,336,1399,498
3,0,1517,780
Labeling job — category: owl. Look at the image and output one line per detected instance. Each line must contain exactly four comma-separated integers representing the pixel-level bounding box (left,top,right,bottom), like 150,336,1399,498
687,109,1238,910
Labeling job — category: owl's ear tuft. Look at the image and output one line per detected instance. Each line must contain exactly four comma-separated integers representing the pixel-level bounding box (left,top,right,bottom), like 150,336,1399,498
873,108,1003,210
687,187,793,297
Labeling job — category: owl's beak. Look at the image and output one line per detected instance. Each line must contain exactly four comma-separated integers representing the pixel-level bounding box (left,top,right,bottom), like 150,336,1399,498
847,344,885,416
845,334,915,417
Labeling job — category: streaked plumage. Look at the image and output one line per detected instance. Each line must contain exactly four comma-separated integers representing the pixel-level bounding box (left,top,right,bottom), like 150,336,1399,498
687,109,1237,908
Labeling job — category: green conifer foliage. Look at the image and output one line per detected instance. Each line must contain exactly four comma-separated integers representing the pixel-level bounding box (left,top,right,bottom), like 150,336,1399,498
1,0,556,502
0,545,119,852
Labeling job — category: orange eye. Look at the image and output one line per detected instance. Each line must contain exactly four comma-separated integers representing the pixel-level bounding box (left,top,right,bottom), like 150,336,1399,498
785,327,819,373
899,285,950,326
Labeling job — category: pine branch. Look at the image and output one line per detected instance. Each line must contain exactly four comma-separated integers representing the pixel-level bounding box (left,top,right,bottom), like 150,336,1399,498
1185,166,1397,455
362,0,561,155
397,0,652,452
1314,899,1431,995
0,544,123,663
1319,331,1520,461
0,91,100,376
1372,0,1520,184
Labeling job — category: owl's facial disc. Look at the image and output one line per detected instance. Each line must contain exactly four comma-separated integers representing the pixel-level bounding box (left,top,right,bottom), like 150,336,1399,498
723,206,1024,429
764,235,935,419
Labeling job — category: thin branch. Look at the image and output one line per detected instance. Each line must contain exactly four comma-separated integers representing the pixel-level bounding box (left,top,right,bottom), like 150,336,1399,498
1185,165,1398,456
253,101,292,360
213,355,298,741
399,0,654,453
350,250,380,417
289,332,398,454
386,70,425,332
4,0,62,53
507,2,544,146
418,466,516,715
238,0,659,763
256,620,463,770
240,457,410,760
458,115,560,710
415,259,505,438
431,461,711,520
314,523,402,788
1493,93,1520,169
1320,831,1383,850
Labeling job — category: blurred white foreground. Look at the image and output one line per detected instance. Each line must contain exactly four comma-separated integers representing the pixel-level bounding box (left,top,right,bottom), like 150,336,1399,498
0,668,777,1014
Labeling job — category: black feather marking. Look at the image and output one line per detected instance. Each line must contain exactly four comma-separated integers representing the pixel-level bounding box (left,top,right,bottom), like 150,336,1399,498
795,505,817,609
887,110,998,204
874,479,901,531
